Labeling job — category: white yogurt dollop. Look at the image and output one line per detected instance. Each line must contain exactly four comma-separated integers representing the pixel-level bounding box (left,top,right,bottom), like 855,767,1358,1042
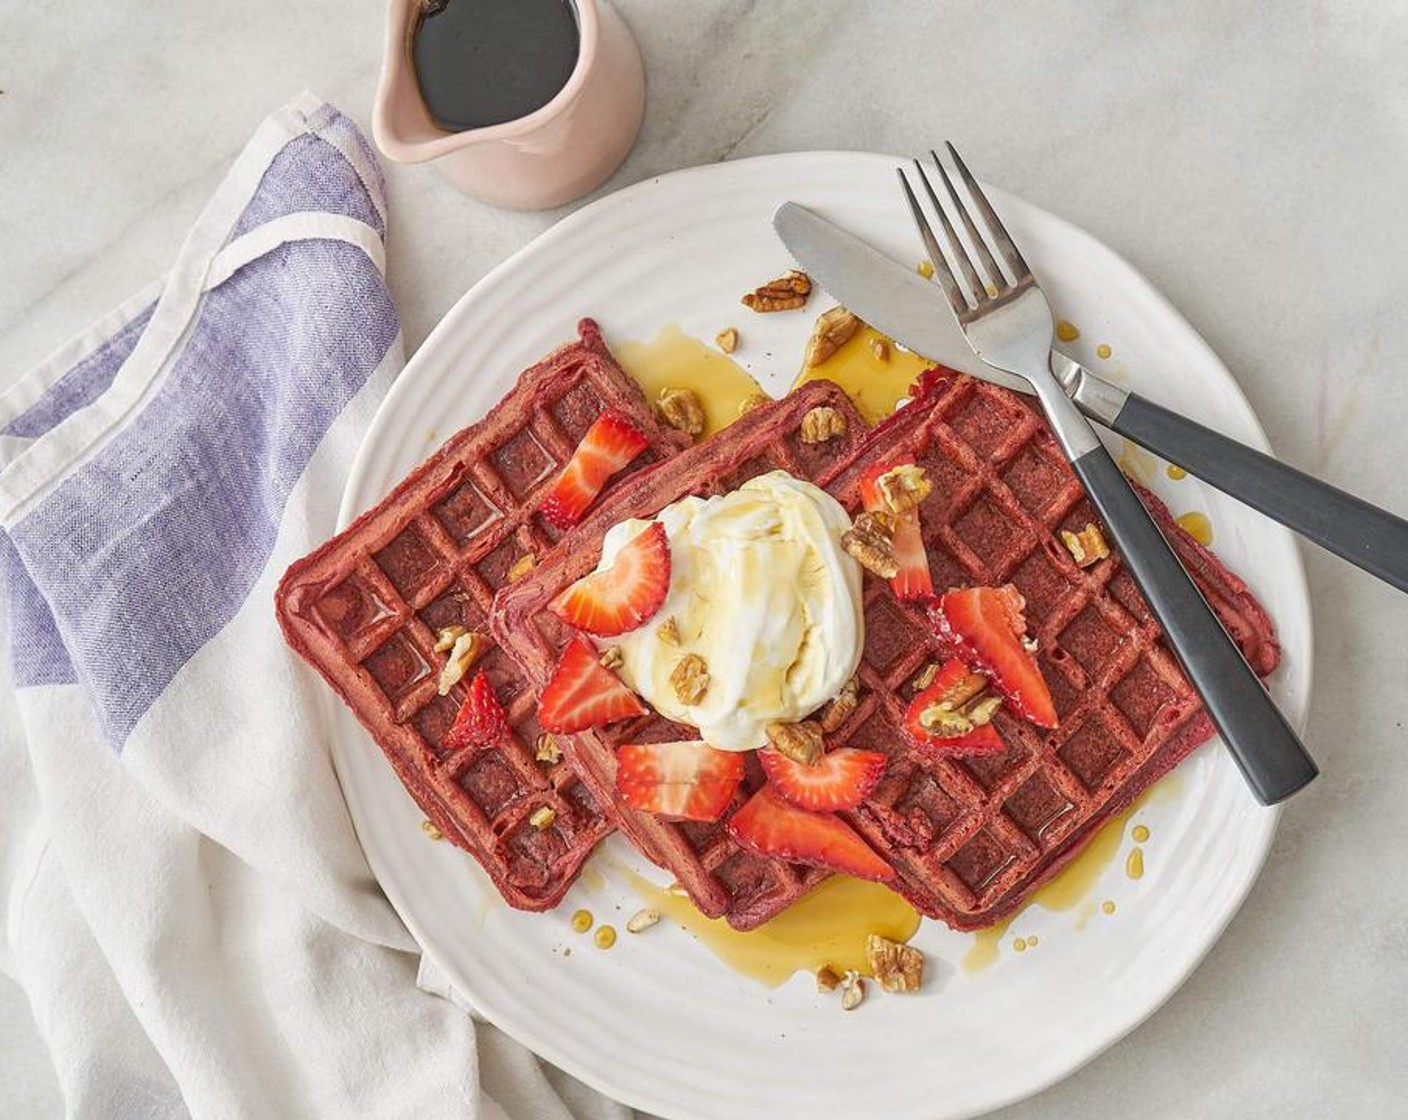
597,470,864,750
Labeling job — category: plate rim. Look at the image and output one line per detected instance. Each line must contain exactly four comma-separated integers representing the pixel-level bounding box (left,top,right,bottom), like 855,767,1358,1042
330,150,1313,1120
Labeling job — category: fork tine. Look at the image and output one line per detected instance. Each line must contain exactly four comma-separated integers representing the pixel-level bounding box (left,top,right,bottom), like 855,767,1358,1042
911,159,988,306
928,149,1005,296
897,168,971,318
943,141,1031,281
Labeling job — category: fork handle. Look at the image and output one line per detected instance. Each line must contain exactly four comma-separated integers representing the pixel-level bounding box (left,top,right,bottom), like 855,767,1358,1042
1110,393,1408,595
1070,444,1318,805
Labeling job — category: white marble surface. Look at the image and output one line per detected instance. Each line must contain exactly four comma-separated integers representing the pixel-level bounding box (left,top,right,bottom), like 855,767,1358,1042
2,1,1407,1116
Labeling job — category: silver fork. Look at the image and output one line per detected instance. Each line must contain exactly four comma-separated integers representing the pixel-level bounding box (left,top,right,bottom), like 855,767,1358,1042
900,145,1317,805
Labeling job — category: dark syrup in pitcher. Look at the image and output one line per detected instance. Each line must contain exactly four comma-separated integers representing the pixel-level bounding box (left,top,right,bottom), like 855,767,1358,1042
413,0,581,132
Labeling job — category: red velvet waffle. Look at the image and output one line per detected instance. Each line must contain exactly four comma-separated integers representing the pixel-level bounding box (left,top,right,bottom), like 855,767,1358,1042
276,320,690,910
492,381,872,929
493,369,1279,931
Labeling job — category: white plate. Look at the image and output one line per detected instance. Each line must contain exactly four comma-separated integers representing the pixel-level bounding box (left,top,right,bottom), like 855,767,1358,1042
333,153,1312,1120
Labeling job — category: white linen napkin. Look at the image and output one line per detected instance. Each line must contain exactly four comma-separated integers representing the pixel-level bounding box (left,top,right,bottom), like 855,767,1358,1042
0,92,635,1120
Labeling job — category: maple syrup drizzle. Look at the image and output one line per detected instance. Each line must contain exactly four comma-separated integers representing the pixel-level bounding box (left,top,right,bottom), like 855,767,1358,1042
790,324,932,424
614,324,763,438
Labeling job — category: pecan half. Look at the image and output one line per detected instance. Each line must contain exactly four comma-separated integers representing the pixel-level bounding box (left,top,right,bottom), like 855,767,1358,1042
916,670,1003,738
598,645,624,671
657,387,705,437
841,511,898,578
670,653,710,705
742,269,812,312
765,720,824,766
866,934,924,993
803,306,861,367
800,405,848,444
1061,523,1110,568
432,624,468,653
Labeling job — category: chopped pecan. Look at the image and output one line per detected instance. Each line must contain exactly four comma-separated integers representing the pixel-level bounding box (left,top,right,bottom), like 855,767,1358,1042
871,337,890,362
918,705,976,738
656,616,681,646
765,720,824,766
529,806,557,831
875,463,932,513
715,326,739,354
737,391,770,418
420,819,444,841
803,306,861,367
599,645,624,671
432,624,468,653
626,908,661,933
819,676,860,733
799,405,848,444
534,733,562,765
839,971,866,1011
657,387,705,437
436,631,485,695
816,965,841,993
841,511,899,578
742,269,812,312
507,553,536,582
866,934,924,993
911,662,940,692
1061,523,1110,568
670,653,709,705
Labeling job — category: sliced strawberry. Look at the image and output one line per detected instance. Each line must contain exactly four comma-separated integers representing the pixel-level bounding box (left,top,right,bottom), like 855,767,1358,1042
858,461,934,602
548,522,670,636
902,659,1007,757
442,672,509,754
933,586,1058,729
615,740,745,822
538,411,649,529
538,636,648,733
728,786,894,882
758,747,887,812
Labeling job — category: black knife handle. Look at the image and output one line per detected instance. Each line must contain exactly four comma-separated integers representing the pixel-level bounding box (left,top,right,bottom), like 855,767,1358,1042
1070,445,1318,805
1111,393,1408,594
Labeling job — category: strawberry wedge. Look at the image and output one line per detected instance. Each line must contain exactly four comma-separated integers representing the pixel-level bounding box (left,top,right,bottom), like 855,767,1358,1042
933,586,1058,729
758,747,887,812
442,672,510,754
548,522,670,637
728,786,894,882
858,461,933,602
538,411,649,529
902,659,1006,757
539,636,648,733
616,740,745,822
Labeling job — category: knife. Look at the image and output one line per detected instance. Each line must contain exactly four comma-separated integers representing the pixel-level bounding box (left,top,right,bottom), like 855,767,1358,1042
775,202,1408,594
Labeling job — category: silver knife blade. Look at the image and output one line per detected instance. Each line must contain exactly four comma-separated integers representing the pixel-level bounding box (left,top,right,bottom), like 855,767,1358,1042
772,202,1033,394
773,203,1131,425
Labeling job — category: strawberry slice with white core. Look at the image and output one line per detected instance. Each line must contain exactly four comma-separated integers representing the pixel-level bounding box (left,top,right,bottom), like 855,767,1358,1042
858,461,933,602
933,586,1058,729
539,636,648,733
615,740,745,822
728,786,894,882
548,522,671,637
538,411,650,529
758,747,887,812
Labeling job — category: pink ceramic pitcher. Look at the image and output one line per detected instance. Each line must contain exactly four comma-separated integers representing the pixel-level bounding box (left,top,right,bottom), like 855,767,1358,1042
372,0,645,210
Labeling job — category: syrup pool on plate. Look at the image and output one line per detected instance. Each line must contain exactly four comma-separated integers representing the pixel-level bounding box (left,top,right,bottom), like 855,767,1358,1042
791,324,932,425
626,870,920,988
615,324,764,438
